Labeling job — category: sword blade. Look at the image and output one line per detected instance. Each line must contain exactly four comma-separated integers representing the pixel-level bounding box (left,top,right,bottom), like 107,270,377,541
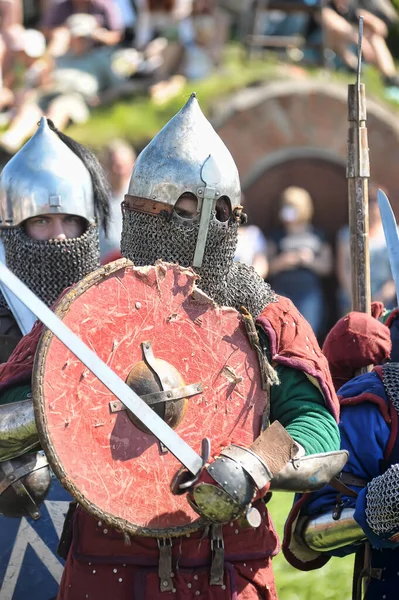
377,189,399,303
0,260,203,475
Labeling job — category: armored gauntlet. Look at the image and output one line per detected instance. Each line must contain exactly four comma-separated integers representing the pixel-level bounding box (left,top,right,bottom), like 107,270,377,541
173,421,298,525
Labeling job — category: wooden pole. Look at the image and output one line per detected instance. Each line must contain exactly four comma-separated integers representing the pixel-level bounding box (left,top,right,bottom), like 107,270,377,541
346,16,371,316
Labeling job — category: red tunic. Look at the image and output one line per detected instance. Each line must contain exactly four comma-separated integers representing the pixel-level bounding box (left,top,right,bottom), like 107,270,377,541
0,296,339,599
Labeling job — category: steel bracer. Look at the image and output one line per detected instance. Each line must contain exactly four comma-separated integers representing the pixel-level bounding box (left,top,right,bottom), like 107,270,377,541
0,397,39,461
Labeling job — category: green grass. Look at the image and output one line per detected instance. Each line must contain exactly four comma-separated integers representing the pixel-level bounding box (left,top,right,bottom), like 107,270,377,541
67,45,282,150
64,43,399,152
269,493,354,600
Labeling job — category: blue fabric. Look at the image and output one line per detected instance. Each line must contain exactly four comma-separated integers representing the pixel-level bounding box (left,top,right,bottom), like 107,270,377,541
0,474,72,600
296,370,399,598
302,372,391,532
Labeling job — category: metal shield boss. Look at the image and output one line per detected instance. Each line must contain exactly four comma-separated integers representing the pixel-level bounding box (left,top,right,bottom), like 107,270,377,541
33,261,268,537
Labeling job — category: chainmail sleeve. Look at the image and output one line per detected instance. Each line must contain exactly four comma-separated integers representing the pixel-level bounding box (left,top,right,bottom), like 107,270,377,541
365,463,399,539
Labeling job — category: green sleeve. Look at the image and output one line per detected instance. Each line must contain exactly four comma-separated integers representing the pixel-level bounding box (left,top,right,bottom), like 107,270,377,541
380,308,396,324
0,384,32,406
269,364,340,455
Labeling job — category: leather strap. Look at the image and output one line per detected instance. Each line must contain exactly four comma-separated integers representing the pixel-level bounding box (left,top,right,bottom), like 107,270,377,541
330,473,368,499
250,421,297,477
209,523,224,586
158,538,173,592
123,196,174,217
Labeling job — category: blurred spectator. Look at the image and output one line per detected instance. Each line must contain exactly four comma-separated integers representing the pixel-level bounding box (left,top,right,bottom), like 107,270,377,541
0,27,47,118
42,0,123,55
268,186,333,337
99,138,136,261
322,0,399,87
114,0,137,44
235,223,269,279
0,1,23,80
336,184,396,315
0,14,135,151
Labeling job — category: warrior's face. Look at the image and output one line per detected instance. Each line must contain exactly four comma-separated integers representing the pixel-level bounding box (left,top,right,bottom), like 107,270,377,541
23,214,87,241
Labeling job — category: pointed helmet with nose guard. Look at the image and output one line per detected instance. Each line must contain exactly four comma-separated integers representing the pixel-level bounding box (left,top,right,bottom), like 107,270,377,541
123,93,242,268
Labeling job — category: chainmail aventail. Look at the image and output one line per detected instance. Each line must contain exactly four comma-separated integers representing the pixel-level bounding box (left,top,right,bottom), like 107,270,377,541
0,225,100,308
121,210,276,318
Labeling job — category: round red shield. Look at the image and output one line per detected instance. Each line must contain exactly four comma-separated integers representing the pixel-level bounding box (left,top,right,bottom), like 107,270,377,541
33,261,268,537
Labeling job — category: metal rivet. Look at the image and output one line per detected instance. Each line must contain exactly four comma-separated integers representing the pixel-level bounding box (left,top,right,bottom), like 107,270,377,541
135,302,141,309
188,583,192,588
92,570,96,574
98,521,102,527
221,458,225,463
235,529,239,534
167,392,172,398
171,573,175,577
119,578,123,583
230,522,234,527
243,563,246,567
123,564,126,567
113,569,117,573
103,529,108,534
195,592,200,596
222,585,226,590
172,588,176,593
163,581,169,587
186,534,190,538
89,563,92,566
194,575,198,580
209,466,214,471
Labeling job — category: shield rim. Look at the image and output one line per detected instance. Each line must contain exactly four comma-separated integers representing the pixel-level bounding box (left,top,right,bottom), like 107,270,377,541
33,259,211,538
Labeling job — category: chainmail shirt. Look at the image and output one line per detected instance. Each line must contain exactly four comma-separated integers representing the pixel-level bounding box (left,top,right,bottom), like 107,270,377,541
365,362,399,537
0,225,100,308
121,210,276,318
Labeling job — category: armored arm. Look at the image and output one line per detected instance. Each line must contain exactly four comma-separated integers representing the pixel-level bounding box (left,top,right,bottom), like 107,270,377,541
0,396,39,461
174,422,348,525
0,386,51,520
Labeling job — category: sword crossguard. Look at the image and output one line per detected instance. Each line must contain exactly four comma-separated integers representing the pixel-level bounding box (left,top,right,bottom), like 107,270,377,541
170,437,211,495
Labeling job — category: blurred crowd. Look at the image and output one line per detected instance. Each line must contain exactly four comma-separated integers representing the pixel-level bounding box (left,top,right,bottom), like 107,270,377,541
0,1,398,152
263,0,399,89
0,0,233,152
235,185,396,341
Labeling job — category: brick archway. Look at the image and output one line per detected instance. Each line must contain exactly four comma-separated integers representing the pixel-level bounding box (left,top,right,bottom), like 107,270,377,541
214,79,399,228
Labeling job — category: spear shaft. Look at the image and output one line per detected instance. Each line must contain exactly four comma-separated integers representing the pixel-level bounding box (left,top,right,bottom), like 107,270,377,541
346,16,371,316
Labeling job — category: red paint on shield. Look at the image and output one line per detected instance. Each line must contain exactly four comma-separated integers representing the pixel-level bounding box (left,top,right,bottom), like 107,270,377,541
37,263,267,535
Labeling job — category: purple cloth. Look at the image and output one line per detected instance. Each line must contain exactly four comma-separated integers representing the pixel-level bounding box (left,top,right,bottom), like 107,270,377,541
42,0,123,31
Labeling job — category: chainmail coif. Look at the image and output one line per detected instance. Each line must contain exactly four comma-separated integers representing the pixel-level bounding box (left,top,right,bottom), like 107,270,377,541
0,225,100,308
121,210,276,318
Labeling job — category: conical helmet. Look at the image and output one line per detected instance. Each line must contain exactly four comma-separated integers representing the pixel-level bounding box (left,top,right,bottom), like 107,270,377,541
0,118,94,227
125,93,242,266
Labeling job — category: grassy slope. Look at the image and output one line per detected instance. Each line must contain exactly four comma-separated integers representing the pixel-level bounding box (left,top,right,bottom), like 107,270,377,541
66,44,396,152
269,493,354,600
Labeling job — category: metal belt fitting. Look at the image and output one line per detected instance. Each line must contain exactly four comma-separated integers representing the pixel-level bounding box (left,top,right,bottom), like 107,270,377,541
210,523,224,586
158,538,173,592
